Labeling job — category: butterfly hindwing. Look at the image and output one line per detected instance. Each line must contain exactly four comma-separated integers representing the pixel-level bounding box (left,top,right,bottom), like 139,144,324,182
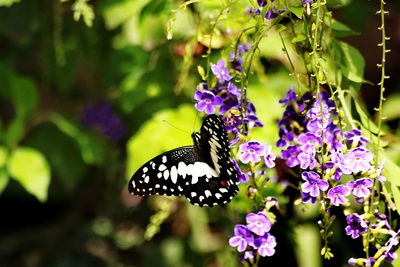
129,146,199,197
129,114,239,207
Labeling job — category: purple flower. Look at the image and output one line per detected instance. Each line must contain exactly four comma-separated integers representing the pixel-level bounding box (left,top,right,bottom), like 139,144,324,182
246,212,272,236
241,251,254,261
229,225,254,252
377,161,386,183
223,112,242,133
211,59,232,83
219,98,239,114
239,141,267,164
257,0,267,7
302,0,313,4
264,145,276,168
341,148,373,174
297,133,321,154
232,159,249,184
302,192,317,204
301,171,329,197
327,185,350,206
254,233,277,257
279,85,297,106
281,145,300,167
297,151,316,170
381,231,400,263
345,213,368,239
344,129,370,147
194,90,223,114
347,178,373,198
81,102,125,141
265,7,278,19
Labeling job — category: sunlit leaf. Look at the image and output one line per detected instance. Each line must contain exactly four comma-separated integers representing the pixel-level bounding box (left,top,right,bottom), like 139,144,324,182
288,6,304,19
331,19,358,38
0,0,20,7
7,147,51,202
382,93,400,121
0,169,9,194
335,40,365,84
126,104,197,178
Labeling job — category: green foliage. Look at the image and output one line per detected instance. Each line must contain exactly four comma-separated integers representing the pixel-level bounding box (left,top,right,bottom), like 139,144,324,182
0,0,20,7
7,147,50,202
71,0,95,27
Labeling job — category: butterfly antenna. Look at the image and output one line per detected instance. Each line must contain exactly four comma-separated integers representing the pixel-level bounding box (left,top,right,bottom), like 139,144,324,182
161,120,191,135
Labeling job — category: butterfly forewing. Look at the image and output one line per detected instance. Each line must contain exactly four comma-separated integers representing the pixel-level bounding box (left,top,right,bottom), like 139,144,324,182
129,114,239,207
129,146,199,197
183,114,239,207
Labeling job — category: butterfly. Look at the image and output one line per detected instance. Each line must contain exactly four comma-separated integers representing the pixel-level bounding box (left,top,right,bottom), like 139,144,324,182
128,114,239,207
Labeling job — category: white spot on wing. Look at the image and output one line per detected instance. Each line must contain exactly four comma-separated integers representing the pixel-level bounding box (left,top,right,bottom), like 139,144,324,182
159,164,167,171
191,192,197,197
215,193,222,199
162,156,167,163
143,167,148,173
205,190,212,198
144,176,150,183
131,181,136,187
170,166,178,184
177,162,187,179
163,170,169,180
199,196,204,202
178,186,183,191
155,184,160,188
219,188,228,193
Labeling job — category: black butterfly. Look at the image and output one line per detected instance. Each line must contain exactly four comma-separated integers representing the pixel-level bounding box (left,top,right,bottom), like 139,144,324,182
128,114,239,207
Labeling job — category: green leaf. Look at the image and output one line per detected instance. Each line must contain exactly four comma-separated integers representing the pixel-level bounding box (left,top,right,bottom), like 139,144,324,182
331,19,358,38
352,97,380,134
9,76,38,117
292,34,307,43
0,169,9,194
335,41,365,84
72,0,95,27
381,152,400,186
126,104,197,179
7,147,51,202
382,93,400,121
288,6,304,19
26,123,87,190
276,24,287,33
0,146,8,167
51,115,106,166
0,0,20,7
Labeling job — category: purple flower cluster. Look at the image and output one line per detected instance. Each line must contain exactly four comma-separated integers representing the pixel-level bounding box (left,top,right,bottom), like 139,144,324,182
229,211,276,259
81,102,125,141
239,141,276,168
345,213,368,239
246,0,279,20
276,87,380,207
194,52,263,143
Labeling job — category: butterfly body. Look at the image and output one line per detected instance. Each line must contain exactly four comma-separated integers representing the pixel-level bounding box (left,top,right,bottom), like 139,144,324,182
129,115,239,207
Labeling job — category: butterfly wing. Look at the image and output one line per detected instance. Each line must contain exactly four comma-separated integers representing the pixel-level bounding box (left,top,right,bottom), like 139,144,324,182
129,146,199,197
184,114,239,207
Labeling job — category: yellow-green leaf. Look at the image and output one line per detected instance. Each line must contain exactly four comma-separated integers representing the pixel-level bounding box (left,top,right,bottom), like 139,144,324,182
7,147,50,202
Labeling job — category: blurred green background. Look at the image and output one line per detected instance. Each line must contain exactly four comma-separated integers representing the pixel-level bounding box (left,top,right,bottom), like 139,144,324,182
0,0,399,266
